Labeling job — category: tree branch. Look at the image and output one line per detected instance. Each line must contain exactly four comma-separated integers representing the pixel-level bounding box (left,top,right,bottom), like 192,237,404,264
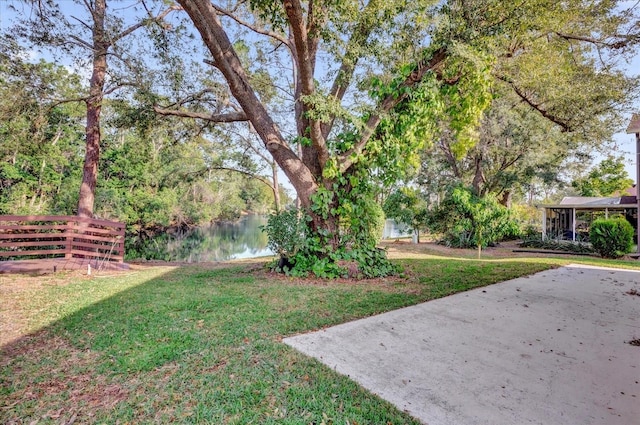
338,47,448,173
153,106,248,122
111,5,181,44
49,96,89,109
554,31,638,50
210,166,274,190
69,15,93,33
227,126,277,164
496,74,571,132
283,0,327,168
321,0,383,140
81,0,98,24
438,137,462,178
68,34,93,50
211,3,292,48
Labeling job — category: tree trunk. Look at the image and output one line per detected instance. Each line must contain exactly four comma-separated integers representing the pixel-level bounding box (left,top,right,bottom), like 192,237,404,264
471,154,485,196
77,0,107,218
271,161,281,212
309,206,341,251
176,0,318,208
499,190,512,208
77,107,101,217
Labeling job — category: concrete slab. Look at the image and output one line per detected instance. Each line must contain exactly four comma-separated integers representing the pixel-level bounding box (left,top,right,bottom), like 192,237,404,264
284,264,640,425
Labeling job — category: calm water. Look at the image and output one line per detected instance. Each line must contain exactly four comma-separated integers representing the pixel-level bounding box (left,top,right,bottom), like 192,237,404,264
143,215,410,262
160,214,272,262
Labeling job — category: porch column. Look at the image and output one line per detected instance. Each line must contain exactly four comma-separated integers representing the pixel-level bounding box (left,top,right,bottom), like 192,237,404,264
572,208,576,242
626,113,640,253
637,131,640,253
542,208,547,240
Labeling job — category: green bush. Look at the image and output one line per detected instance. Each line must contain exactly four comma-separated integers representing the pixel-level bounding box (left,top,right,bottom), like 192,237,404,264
589,217,634,259
260,209,307,260
365,199,387,244
383,188,428,239
426,186,518,249
261,203,399,278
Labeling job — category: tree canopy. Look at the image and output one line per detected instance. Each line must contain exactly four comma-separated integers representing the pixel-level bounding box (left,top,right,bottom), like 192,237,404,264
0,38,284,237
571,156,635,197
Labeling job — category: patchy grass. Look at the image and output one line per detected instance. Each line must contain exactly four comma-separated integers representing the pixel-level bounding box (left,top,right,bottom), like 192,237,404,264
1,244,639,424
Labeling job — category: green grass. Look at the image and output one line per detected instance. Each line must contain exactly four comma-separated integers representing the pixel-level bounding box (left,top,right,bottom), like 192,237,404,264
1,253,639,424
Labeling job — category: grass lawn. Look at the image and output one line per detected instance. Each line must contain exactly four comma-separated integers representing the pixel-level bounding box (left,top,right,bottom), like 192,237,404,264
2,242,639,424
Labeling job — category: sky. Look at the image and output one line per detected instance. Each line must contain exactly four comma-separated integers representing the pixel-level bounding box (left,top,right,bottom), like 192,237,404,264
617,124,639,185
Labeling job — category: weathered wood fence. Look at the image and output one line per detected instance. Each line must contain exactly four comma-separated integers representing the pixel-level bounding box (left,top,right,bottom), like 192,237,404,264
0,215,125,263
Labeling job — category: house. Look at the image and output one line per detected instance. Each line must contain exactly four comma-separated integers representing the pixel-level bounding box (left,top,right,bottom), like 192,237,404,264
540,189,638,242
541,114,640,248
539,114,639,253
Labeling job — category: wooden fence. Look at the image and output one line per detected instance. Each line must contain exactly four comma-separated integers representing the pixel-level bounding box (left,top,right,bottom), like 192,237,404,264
0,215,125,263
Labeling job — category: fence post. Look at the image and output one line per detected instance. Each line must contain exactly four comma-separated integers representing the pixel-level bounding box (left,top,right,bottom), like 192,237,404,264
65,218,73,259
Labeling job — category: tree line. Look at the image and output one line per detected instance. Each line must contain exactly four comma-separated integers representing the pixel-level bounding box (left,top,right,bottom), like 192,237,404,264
0,39,288,234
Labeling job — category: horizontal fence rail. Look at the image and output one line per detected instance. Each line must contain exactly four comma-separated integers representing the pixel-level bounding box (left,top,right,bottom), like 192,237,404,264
0,215,125,263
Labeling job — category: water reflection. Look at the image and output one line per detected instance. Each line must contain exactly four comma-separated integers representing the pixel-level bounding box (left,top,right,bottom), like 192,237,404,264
134,216,411,262
163,214,272,262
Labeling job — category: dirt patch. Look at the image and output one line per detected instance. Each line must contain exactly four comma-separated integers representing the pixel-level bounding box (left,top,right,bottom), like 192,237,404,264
253,266,403,289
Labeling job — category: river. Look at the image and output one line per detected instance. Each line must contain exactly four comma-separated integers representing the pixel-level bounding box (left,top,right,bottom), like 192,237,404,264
132,214,411,262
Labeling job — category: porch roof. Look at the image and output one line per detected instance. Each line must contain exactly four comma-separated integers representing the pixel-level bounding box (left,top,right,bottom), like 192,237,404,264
626,113,640,133
539,196,638,209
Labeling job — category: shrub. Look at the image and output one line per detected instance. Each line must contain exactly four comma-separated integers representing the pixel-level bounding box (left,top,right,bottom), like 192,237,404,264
365,199,387,245
426,186,518,249
518,235,595,254
383,188,428,240
589,217,634,259
261,204,399,278
260,209,307,261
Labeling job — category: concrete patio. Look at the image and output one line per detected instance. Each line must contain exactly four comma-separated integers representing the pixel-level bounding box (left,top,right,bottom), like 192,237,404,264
284,264,640,425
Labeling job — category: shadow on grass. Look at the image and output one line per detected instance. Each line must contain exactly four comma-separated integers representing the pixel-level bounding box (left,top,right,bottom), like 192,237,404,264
0,257,571,424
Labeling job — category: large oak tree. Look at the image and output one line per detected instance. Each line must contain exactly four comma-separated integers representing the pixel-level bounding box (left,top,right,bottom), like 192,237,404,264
170,0,461,259
169,0,638,263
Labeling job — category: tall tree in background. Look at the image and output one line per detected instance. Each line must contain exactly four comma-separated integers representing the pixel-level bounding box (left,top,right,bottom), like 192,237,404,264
8,0,177,217
412,0,639,207
0,30,286,229
571,156,635,197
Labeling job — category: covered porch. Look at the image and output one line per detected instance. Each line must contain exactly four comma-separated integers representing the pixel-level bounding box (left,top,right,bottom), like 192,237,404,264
540,195,638,242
